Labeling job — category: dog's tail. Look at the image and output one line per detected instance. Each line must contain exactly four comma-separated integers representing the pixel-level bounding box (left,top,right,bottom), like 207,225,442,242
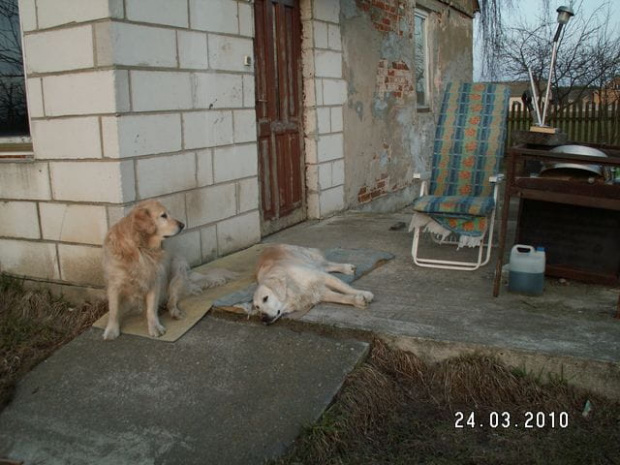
188,268,238,292
169,257,237,296
168,256,198,296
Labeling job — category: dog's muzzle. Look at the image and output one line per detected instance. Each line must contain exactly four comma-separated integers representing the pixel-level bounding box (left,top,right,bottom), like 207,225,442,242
259,311,283,325
260,313,276,325
165,221,184,238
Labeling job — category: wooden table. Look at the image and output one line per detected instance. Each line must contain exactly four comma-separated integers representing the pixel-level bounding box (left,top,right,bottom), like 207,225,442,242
492,144,620,297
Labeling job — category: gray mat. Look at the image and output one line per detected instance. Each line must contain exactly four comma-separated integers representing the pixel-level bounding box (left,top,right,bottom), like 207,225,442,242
214,248,394,307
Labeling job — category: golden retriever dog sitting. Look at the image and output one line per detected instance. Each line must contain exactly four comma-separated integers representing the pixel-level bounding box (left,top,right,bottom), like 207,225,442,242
252,244,374,324
102,199,235,340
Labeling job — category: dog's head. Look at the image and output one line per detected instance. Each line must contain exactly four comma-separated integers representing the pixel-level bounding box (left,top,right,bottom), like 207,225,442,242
131,200,184,244
107,200,183,254
253,277,287,325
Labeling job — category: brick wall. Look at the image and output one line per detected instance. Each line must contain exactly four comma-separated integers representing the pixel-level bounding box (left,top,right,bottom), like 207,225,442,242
357,0,413,36
376,59,415,102
0,0,260,290
302,0,347,218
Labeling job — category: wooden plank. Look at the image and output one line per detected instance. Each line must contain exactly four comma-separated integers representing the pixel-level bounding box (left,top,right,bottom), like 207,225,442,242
517,189,620,211
509,145,620,162
515,177,620,200
0,143,32,153
529,125,558,134
545,265,620,286
0,154,31,159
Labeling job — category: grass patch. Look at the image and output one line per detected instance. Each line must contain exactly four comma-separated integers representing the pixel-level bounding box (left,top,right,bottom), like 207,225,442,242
0,273,106,412
273,340,620,465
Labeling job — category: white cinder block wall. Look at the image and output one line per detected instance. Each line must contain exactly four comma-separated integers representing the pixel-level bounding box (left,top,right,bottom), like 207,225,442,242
0,0,261,290
302,0,347,218
0,0,347,292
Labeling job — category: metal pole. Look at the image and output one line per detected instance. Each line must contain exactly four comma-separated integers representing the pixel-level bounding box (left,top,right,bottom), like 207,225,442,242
528,67,543,126
541,39,559,127
540,19,567,127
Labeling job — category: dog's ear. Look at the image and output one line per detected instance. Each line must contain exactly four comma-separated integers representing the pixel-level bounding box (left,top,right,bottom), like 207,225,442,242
265,276,287,302
132,206,157,238
105,217,139,260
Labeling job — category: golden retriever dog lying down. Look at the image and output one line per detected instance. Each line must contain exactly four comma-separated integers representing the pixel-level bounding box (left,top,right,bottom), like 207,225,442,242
252,244,374,324
102,199,235,340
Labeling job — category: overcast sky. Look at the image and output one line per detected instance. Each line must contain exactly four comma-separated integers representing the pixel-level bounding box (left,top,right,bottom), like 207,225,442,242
473,0,620,80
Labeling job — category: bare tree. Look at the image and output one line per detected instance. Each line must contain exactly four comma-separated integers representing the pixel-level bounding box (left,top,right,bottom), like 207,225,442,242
495,1,620,109
476,0,526,80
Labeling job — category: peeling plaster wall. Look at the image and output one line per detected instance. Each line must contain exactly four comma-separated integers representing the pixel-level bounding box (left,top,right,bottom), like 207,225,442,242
340,0,475,211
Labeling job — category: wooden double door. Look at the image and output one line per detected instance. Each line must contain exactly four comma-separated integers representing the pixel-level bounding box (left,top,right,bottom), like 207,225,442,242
254,0,305,235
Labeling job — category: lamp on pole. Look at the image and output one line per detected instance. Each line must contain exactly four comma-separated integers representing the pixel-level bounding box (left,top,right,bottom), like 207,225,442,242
539,5,575,128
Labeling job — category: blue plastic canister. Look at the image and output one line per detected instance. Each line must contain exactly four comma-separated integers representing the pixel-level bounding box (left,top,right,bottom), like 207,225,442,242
508,245,546,295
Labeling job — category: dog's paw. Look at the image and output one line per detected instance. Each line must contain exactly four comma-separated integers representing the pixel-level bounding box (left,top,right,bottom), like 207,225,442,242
169,306,185,320
148,321,166,338
103,325,120,341
354,291,374,308
342,264,356,275
361,291,374,302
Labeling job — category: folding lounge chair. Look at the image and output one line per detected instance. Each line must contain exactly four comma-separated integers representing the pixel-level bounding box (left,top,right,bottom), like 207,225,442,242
409,82,510,270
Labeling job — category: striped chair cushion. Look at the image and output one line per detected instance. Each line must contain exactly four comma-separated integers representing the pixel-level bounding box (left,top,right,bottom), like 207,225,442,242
430,82,509,198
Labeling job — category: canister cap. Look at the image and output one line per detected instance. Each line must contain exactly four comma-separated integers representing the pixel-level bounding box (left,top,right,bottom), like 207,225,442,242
536,246,545,252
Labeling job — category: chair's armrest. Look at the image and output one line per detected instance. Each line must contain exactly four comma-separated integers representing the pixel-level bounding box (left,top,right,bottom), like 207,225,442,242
490,174,504,203
413,172,430,197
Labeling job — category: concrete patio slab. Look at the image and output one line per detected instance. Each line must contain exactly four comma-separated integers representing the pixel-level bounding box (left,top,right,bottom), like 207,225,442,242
0,318,368,465
261,210,620,398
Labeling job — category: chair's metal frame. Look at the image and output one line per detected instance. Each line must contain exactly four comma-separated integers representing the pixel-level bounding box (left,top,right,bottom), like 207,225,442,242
410,173,503,271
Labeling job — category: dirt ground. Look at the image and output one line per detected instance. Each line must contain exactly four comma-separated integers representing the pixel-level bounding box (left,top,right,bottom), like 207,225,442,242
272,340,620,465
0,274,106,412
